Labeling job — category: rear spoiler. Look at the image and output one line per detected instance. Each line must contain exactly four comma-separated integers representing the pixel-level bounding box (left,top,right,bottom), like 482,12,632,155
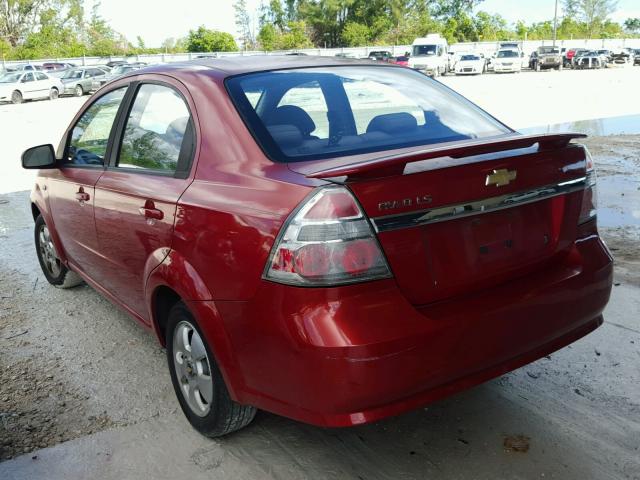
305,133,586,179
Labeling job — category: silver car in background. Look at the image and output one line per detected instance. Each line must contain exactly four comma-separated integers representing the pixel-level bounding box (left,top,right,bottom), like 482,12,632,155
60,66,110,96
91,64,144,91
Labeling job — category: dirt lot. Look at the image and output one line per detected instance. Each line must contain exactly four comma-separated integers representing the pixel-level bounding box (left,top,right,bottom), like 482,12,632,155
0,68,639,479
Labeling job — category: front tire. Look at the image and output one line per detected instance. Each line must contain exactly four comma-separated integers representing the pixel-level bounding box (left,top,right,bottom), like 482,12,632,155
74,85,84,97
11,90,23,104
166,302,256,437
49,88,59,100
34,215,83,288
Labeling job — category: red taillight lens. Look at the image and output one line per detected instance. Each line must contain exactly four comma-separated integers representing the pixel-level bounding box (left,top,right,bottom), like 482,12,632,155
578,148,597,225
265,187,392,286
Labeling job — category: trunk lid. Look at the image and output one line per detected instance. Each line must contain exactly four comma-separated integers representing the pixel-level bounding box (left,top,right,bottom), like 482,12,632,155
290,134,588,305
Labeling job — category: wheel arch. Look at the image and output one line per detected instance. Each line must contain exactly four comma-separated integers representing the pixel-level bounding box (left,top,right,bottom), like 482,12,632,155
146,249,214,344
146,252,247,401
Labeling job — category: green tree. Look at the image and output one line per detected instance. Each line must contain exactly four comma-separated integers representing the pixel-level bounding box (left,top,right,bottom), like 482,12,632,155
0,0,47,46
257,23,278,50
186,26,237,52
86,2,123,56
562,0,581,17
624,17,640,34
341,21,370,46
234,0,256,49
578,0,618,38
279,20,312,49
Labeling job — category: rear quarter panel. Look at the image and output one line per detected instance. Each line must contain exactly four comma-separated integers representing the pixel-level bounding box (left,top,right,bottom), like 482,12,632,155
171,70,322,300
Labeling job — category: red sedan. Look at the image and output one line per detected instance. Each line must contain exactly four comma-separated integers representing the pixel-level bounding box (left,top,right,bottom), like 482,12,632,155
22,56,612,437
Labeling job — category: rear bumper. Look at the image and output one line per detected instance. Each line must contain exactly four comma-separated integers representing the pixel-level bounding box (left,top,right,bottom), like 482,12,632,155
211,235,612,427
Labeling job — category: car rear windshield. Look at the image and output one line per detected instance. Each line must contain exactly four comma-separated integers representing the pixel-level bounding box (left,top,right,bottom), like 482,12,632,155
226,66,510,163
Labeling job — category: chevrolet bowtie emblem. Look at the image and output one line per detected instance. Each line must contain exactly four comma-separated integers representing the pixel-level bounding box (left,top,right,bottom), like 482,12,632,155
485,169,517,187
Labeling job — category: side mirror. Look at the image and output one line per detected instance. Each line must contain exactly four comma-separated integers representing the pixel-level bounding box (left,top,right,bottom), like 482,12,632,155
22,144,57,169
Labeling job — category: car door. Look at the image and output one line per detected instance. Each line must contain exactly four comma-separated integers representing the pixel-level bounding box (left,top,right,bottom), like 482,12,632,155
46,87,129,279
34,72,50,98
84,68,103,91
93,81,196,321
19,72,37,99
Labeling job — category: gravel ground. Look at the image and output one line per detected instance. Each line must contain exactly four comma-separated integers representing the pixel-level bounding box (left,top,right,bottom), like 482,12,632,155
0,69,639,478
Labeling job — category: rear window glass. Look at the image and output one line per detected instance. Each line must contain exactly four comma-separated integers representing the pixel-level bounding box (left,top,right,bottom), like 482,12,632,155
226,66,510,163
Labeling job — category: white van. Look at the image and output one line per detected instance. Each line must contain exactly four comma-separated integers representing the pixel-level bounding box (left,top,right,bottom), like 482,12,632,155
408,35,449,77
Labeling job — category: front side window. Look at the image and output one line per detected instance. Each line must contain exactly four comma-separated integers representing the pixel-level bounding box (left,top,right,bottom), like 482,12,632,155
117,84,192,173
63,69,83,80
22,73,34,83
36,72,48,80
67,87,127,166
227,66,510,163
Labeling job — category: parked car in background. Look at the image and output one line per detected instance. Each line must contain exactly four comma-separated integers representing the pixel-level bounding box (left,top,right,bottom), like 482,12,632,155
570,49,590,68
454,53,485,75
564,48,577,67
334,52,358,59
367,50,393,62
106,60,128,68
609,49,632,65
42,62,76,71
533,46,562,71
493,49,521,73
7,64,42,72
21,56,612,438
390,55,410,66
91,64,144,91
634,49,640,65
60,67,109,96
574,51,605,69
596,49,612,64
497,42,521,53
408,34,449,77
0,70,63,104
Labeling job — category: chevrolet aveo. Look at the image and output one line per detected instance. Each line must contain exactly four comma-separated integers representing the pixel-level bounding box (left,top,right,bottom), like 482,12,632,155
22,57,613,437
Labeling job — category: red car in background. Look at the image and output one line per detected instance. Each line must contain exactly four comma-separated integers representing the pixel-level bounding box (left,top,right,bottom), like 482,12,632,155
391,55,410,66
22,56,612,437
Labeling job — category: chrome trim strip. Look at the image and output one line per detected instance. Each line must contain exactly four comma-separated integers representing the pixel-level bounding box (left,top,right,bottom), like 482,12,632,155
371,177,586,233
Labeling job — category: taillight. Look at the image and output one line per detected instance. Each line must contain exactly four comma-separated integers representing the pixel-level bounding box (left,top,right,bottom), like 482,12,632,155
578,147,597,225
265,186,392,286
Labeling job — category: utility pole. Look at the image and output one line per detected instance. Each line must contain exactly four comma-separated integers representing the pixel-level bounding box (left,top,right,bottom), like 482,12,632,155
552,0,559,47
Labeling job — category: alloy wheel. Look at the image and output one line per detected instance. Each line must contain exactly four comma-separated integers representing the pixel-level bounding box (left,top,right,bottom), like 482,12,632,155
172,320,214,417
38,224,61,277
11,91,22,104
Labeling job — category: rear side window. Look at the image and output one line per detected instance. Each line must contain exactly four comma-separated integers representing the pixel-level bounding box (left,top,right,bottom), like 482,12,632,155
117,84,193,174
66,87,127,166
226,66,510,163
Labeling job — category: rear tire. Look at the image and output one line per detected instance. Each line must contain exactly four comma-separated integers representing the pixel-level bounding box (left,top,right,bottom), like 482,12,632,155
166,301,256,437
11,90,23,104
34,215,83,288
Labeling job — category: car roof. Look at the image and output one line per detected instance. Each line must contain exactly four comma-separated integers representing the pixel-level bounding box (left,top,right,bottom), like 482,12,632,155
150,55,379,78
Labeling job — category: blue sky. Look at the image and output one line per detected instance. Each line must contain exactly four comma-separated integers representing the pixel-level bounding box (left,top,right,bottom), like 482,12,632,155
91,0,640,47
476,0,640,25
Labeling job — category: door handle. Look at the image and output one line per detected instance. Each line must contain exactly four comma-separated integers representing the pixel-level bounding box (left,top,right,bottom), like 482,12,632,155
139,206,164,220
75,191,90,202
